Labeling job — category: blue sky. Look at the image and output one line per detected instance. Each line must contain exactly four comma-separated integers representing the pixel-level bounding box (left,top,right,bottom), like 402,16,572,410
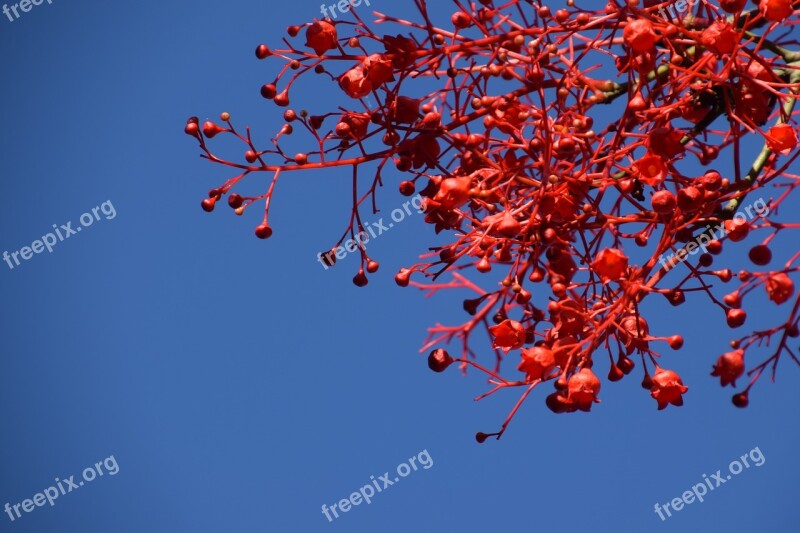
0,1,798,531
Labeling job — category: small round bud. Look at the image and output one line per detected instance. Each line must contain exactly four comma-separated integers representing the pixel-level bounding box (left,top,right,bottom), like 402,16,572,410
255,44,271,59
353,270,369,287
732,392,749,408
428,348,454,372
260,84,277,99
201,198,216,212
255,223,273,239
227,194,244,209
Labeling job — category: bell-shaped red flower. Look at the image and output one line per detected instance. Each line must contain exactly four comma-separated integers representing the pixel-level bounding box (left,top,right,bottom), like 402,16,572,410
592,248,629,281
765,123,798,156
389,96,421,124
618,315,649,354
700,20,739,55
650,368,688,410
646,127,685,159
635,153,668,186
336,112,370,140
518,346,556,381
623,19,657,54
711,350,745,387
383,34,419,69
651,190,676,215
488,319,526,353
766,272,794,305
362,54,395,87
760,0,794,21
339,67,372,98
305,21,338,55
720,0,747,12
434,175,472,210
567,368,601,412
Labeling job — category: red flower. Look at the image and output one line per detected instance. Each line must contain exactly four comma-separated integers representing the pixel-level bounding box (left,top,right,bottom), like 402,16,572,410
623,19,657,54
766,273,794,305
634,153,667,186
760,0,794,21
592,248,629,281
567,368,601,412
383,34,419,69
339,67,372,98
488,319,526,352
650,368,688,410
720,0,747,12
724,218,749,242
711,350,745,387
362,54,395,87
411,134,440,169
434,175,472,210
646,127,685,159
389,96,421,124
651,189,676,214
701,21,739,55
496,210,521,238
305,21,338,55
618,315,649,354
336,112,370,140
518,346,556,381
765,123,798,156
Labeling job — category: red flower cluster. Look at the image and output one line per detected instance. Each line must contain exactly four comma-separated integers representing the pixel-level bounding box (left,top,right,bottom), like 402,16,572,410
186,1,800,440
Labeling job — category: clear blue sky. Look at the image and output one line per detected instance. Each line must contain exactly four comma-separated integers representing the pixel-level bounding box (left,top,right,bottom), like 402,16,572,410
0,1,798,532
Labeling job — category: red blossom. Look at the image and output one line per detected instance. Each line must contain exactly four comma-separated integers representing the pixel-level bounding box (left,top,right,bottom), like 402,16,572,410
701,21,739,55
635,153,668,186
650,368,688,410
567,368,601,412
336,112,370,140
646,127,685,159
518,346,556,381
592,248,629,281
488,319,526,353
433,175,471,210
760,0,794,21
362,54,395,87
305,20,338,55
711,350,745,387
766,273,795,305
339,67,372,98
623,19,657,54
765,123,798,155
188,0,800,439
